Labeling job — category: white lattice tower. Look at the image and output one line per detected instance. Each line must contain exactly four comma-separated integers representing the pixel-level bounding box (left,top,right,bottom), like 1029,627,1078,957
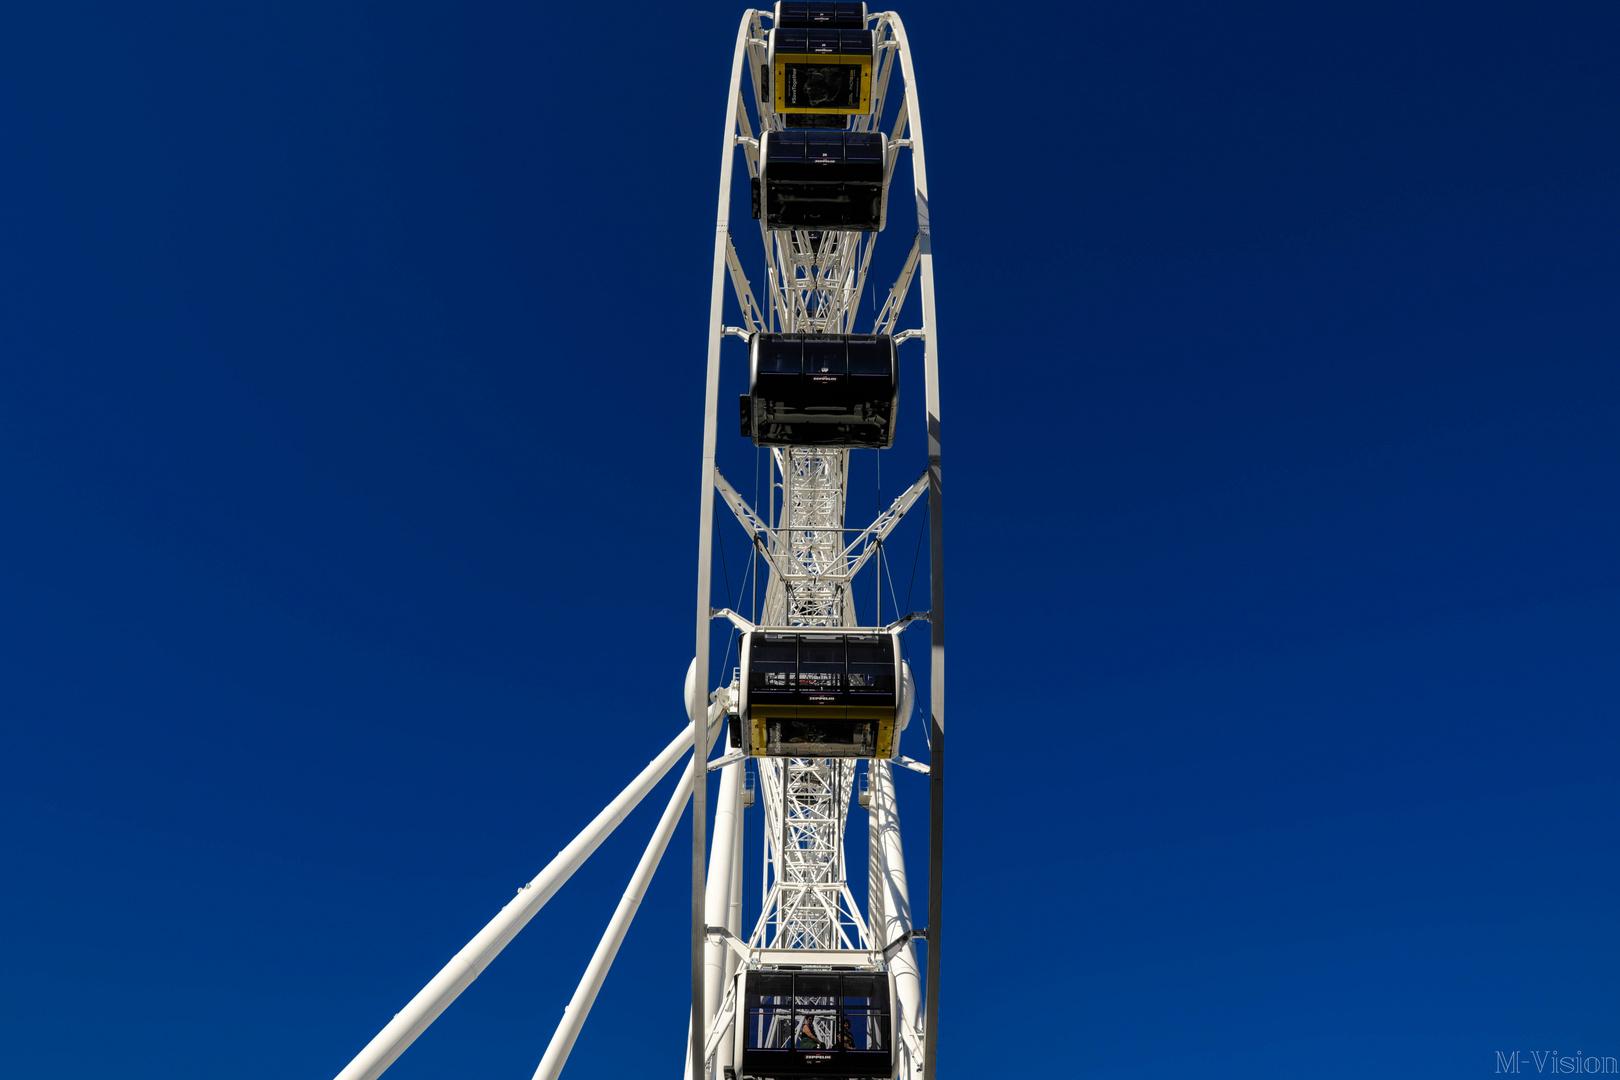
758,758,863,951
772,229,875,333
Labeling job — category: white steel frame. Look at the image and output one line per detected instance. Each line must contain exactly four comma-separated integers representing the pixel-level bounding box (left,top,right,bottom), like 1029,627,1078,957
692,12,944,1080
327,10,943,1080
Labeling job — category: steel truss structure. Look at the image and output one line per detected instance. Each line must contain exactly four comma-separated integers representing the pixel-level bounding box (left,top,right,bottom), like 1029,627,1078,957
329,10,943,1080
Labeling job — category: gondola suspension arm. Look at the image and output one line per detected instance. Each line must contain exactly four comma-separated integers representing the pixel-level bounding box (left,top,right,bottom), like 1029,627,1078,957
839,472,929,578
873,234,921,336
725,237,765,335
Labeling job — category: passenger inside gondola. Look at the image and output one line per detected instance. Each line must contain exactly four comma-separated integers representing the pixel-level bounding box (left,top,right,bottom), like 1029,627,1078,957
740,969,893,1078
740,630,902,757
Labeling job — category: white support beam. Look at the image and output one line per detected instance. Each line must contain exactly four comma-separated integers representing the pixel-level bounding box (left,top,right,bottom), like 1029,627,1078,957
874,234,921,336
703,763,744,1050
692,13,757,1080
704,924,755,969
707,750,746,774
837,473,929,580
866,763,886,964
871,759,924,1075
332,713,725,1080
884,612,930,633
716,467,926,593
701,978,741,1062
710,608,756,634
713,468,785,569
725,234,766,335
734,91,760,179
531,757,699,1080
885,16,946,1080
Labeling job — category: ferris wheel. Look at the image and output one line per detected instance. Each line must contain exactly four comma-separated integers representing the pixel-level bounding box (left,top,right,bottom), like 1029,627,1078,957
331,7,944,1080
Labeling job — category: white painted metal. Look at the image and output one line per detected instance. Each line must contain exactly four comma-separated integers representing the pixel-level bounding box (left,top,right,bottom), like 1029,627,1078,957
695,10,944,1080
871,759,924,1075
763,448,852,626
707,749,747,773
714,467,928,603
873,235,921,336
881,16,947,1079
757,756,865,951
867,763,886,954
702,763,744,1046
531,758,699,1080
332,714,725,1080
721,776,746,1078
692,16,758,1080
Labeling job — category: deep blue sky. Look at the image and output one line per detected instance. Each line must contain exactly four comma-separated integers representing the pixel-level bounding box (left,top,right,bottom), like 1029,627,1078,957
2,2,1618,1078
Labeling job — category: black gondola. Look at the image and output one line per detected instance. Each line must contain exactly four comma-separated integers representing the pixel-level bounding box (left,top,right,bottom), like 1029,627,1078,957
738,630,904,758
741,332,897,449
772,2,868,30
753,130,887,232
735,967,896,1080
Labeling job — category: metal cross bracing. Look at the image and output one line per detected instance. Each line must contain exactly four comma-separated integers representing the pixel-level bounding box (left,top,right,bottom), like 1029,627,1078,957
758,757,867,951
325,10,944,1080
767,447,848,626
731,11,903,339
697,12,941,1080
714,461,928,622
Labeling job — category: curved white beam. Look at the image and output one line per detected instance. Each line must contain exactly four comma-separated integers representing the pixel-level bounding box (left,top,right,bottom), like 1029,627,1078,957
691,12,759,1080
883,14,945,1080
